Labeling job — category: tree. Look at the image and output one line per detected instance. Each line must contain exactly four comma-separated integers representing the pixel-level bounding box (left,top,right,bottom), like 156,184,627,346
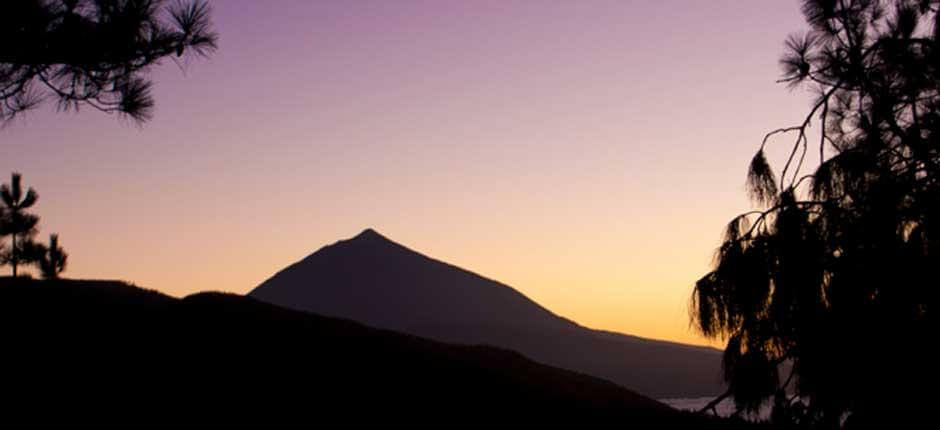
1,0,218,124
692,0,936,427
0,173,41,277
38,233,67,279
0,219,5,265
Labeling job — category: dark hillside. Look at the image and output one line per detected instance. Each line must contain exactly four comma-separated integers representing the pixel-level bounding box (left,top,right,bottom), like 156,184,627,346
0,277,756,427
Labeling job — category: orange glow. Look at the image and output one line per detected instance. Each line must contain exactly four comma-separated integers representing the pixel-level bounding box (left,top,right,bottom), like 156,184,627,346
1,1,811,348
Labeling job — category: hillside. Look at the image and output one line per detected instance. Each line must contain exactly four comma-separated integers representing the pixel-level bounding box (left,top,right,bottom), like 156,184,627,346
0,276,753,427
250,229,724,398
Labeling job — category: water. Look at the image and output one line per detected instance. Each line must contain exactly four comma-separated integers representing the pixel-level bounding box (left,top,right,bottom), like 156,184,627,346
659,397,735,416
659,396,772,420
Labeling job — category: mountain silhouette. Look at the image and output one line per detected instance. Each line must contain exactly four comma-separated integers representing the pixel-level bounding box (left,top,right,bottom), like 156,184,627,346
250,229,724,398
0,276,752,428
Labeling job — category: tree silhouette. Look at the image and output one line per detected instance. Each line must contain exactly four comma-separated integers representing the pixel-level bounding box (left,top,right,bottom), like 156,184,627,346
0,229,5,263
0,173,41,277
0,0,218,124
692,0,935,427
38,233,67,279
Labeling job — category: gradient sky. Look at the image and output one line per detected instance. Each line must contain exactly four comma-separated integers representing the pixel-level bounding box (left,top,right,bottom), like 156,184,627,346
2,1,814,346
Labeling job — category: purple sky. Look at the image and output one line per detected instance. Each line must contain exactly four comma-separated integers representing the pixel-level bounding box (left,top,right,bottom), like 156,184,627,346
1,1,812,345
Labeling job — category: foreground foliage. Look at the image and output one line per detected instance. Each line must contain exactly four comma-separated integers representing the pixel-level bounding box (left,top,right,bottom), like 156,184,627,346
693,1,936,427
1,0,217,123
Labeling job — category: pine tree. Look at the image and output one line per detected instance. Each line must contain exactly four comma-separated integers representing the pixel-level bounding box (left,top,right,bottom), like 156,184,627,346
0,173,40,277
38,233,67,279
692,1,937,427
0,0,217,123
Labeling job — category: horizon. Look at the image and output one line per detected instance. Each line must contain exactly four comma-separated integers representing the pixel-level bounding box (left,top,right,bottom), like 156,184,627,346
253,226,724,350
1,0,813,347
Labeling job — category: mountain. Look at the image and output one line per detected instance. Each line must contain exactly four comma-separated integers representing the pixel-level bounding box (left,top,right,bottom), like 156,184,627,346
250,229,725,398
0,276,751,427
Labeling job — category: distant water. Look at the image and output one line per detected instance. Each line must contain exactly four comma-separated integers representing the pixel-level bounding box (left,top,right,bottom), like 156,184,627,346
659,397,735,416
659,397,771,420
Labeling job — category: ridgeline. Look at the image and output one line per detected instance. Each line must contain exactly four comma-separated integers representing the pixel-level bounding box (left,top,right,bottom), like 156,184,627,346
0,276,759,427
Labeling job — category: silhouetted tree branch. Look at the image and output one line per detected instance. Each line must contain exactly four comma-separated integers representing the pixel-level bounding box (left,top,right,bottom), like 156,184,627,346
692,0,937,427
0,0,218,124
698,388,732,416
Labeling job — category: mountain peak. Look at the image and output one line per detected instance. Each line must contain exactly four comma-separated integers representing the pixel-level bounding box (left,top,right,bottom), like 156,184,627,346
249,228,725,398
352,228,386,241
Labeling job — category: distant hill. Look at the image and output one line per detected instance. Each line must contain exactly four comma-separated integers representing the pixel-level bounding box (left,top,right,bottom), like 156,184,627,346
0,276,751,427
250,229,725,398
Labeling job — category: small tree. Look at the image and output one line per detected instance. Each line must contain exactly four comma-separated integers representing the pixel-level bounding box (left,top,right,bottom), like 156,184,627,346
692,0,936,427
0,0,218,124
0,173,41,277
38,233,67,279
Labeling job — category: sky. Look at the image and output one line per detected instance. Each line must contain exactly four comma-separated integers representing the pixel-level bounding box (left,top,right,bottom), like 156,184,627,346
1,0,813,347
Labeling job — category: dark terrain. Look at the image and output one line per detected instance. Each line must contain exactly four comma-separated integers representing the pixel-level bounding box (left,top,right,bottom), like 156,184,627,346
0,276,754,427
251,229,724,398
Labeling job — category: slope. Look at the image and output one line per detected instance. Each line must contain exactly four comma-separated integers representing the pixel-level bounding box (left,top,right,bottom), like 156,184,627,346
250,229,724,397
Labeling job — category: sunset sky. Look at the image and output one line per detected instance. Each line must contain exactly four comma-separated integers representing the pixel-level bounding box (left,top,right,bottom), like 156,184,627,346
2,1,814,346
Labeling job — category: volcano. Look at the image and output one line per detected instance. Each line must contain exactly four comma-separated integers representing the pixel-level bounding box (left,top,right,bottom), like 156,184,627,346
250,229,723,398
